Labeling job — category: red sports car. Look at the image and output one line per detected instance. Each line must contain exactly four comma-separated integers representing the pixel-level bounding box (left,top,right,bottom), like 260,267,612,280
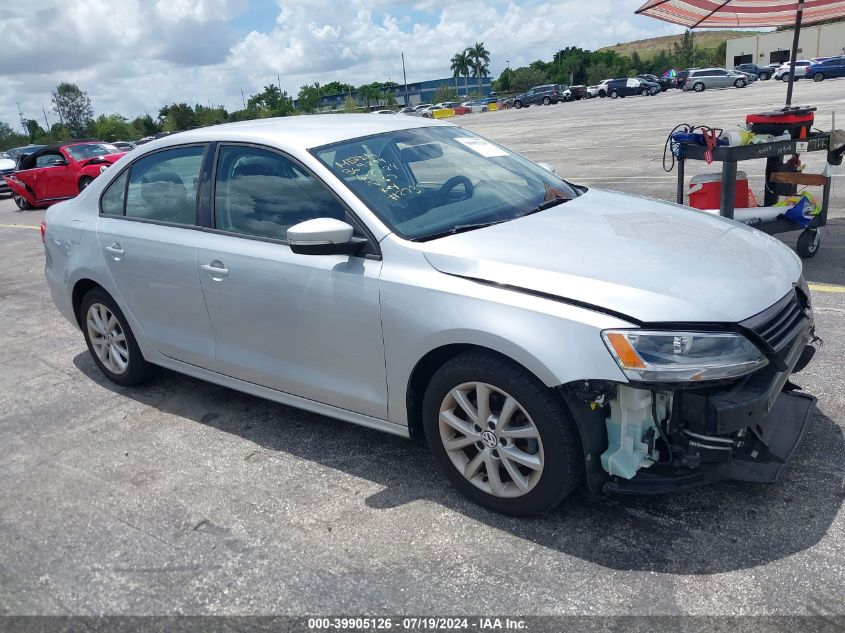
5,141,126,210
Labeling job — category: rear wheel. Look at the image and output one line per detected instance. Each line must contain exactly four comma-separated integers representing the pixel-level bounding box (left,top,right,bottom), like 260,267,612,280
422,351,583,516
542,96,551,105
514,100,523,109
734,78,747,88
781,73,790,82
80,288,153,386
78,176,94,192
759,72,770,80
14,194,33,210
693,82,705,92
609,90,619,99
814,72,824,82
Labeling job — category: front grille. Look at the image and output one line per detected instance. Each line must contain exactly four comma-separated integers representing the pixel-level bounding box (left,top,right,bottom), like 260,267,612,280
742,287,810,355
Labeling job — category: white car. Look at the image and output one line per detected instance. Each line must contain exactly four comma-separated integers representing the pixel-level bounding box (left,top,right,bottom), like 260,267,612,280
461,101,487,113
0,156,16,195
595,79,613,98
774,60,812,81
42,115,818,516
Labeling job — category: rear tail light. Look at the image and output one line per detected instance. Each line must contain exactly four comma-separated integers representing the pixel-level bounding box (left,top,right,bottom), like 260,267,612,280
40,220,46,244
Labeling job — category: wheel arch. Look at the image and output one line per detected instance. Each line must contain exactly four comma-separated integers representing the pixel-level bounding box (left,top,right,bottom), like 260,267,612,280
404,343,563,445
71,278,107,328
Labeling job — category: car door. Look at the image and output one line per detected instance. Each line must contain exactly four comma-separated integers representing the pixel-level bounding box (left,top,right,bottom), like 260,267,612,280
829,57,845,78
32,152,71,201
195,144,387,419
96,143,216,367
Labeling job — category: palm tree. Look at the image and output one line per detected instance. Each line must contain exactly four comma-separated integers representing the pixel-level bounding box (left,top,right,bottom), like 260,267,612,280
466,42,491,96
450,51,471,98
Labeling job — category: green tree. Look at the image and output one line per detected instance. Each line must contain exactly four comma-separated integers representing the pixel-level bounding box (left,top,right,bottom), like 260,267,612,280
466,42,491,95
509,67,549,93
0,122,28,151
51,82,94,138
673,30,696,68
194,104,228,126
450,50,472,97
630,50,643,74
92,114,131,141
159,103,196,131
24,119,45,143
131,114,160,138
297,84,321,113
586,61,615,84
358,83,381,109
385,92,398,108
323,81,355,96
432,85,458,103
343,95,358,113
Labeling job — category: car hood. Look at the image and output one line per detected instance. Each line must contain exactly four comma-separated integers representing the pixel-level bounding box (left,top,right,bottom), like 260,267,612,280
421,189,801,324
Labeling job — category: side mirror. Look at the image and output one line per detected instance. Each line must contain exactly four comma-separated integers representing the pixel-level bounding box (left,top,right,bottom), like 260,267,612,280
48,158,68,167
287,218,366,256
537,162,556,174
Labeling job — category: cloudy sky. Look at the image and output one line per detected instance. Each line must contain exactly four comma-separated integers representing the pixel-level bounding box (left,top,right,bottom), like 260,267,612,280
2,0,685,129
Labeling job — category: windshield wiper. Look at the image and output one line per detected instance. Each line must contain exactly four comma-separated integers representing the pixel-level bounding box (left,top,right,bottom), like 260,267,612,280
518,196,571,218
413,219,508,242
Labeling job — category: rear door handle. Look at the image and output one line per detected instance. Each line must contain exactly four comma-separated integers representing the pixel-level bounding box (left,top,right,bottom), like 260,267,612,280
105,243,124,259
201,261,229,279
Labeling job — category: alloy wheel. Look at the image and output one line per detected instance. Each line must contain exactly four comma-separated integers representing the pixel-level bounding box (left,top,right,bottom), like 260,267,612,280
438,381,544,498
86,302,129,375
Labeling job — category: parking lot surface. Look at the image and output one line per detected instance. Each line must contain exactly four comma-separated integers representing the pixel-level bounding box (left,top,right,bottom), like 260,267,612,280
1,78,844,616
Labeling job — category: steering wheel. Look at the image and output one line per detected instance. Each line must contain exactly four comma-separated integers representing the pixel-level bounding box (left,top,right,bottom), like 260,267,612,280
436,175,474,207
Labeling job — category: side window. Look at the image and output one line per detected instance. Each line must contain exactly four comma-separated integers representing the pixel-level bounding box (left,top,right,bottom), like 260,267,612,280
125,145,205,225
36,153,64,168
100,170,129,215
214,145,348,240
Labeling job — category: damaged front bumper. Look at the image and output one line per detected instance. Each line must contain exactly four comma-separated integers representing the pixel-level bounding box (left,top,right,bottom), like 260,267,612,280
563,286,818,496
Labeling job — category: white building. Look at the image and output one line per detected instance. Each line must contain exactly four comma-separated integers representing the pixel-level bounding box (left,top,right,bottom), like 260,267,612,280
726,22,845,68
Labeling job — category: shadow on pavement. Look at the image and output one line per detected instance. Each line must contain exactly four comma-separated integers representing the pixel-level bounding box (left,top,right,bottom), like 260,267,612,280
74,352,845,575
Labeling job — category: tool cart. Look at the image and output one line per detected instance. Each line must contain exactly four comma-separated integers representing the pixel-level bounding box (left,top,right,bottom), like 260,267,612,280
674,132,832,259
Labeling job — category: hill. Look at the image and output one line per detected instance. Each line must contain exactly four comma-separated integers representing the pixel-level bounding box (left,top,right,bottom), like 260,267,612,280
598,30,761,59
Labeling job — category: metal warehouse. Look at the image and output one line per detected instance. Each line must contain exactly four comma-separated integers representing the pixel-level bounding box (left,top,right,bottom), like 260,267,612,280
727,21,845,67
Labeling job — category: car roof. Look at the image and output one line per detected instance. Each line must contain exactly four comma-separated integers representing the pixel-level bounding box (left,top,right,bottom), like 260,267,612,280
139,114,453,153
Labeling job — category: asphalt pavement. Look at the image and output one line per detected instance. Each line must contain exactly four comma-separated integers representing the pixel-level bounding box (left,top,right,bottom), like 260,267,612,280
0,77,844,619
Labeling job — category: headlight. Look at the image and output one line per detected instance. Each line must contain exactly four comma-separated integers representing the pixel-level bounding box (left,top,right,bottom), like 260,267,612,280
602,330,768,382
99,165,109,174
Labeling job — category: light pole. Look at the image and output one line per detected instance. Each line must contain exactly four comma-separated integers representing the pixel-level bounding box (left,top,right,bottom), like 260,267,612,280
402,52,409,107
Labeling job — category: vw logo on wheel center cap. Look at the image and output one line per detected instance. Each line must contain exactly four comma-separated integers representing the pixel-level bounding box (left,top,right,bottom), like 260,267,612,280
480,430,497,448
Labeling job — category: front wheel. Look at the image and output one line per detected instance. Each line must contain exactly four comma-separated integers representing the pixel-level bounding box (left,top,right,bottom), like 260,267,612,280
734,79,746,88
693,82,705,92
609,90,619,99
814,72,824,82
14,194,33,210
80,288,153,386
78,176,94,192
422,351,583,516
759,72,770,80
781,73,790,82
514,100,523,109
797,229,820,259
542,96,551,105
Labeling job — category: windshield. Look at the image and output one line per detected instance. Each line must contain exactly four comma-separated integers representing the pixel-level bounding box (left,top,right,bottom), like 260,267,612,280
65,143,121,161
313,126,580,240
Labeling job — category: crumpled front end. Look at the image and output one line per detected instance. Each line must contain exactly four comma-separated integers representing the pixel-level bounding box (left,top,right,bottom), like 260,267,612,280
562,284,818,495
4,174,37,207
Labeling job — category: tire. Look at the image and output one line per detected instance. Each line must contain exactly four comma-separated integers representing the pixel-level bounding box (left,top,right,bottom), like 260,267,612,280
422,351,583,516
514,100,523,109
734,79,746,88
542,96,551,105
80,288,153,386
639,88,648,96
693,82,705,92
609,90,619,99
797,229,820,259
814,72,824,82
14,194,33,210
781,73,790,82
598,91,606,98
78,176,94,193
759,72,770,80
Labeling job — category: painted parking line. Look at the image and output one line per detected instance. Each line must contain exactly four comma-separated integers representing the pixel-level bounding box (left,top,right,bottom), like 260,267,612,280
809,283,845,294
0,224,39,230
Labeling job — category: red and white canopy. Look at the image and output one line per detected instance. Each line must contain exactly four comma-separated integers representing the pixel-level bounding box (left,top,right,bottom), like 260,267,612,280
636,0,845,28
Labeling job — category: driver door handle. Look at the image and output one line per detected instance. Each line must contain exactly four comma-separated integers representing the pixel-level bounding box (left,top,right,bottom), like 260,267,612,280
201,261,229,279
105,243,124,259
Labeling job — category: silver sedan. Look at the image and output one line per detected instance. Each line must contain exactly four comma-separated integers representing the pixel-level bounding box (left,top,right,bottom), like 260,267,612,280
43,115,816,515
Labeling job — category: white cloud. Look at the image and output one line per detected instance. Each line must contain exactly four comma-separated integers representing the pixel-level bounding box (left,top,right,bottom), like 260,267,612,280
1,0,682,132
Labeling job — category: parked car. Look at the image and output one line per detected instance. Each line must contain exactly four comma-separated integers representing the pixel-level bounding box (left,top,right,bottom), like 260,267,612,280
606,77,660,98
637,74,671,91
735,63,773,80
804,56,845,81
734,69,759,83
512,84,563,108
676,68,697,90
683,68,749,91
774,60,812,82
42,115,818,515
585,85,599,98
397,107,417,115
5,144,44,166
0,155,15,195
111,141,136,152
461,101,488,113
562,85,587,101
4,141,125,210
595,79,613,98
434,102,471,115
